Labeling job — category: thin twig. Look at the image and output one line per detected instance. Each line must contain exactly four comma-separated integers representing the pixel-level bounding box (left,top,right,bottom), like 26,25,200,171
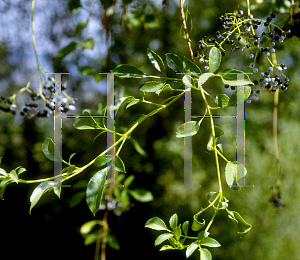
180,0,195,62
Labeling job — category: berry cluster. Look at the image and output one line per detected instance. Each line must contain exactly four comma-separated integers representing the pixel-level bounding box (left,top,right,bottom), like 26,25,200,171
1,76,77,118
99,195,131,216
286,12,300,39
246,89,261,104
196,10,291,100
0,96,16,115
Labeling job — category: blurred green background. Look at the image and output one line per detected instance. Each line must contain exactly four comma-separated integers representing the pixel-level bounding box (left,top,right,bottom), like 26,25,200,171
0,0,300,259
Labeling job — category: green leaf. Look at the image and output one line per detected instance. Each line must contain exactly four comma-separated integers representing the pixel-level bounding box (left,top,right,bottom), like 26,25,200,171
0,168,6,176
174,224,182,241
228,86,252,106
55,42,77,59
9,170,18,184
182,221,189,236
123,175,135,188
220,70,253,86
67,165,76,176
200,237,221,247
80,220,103,235
186,243,199,259
94,155,113,167
80,38,94,49
198,73,214,87
154,233,173,246
192,212,205,231
139,81,166,92
145,217,170,231
225,161,247,190
53,184,61,199
42,138,62,162
147,49,166,75
207,192,216,202
183,57,201,76
208,47,221,73
166,53,184,73
29,181,55,214
228,211,252,237
112,64,147,78
130,138,147,157
214,94,229,108
200,248,212,260
73,111,101,130
128,188,153,202
0,177,14,200
69,190,85,208
128,114,146,129
207,126,224,151
159,245,176,251
123,11,142,32
77,66,103,82
68,153,77,165
113,96,137,116
108,235,120,250
155,84,174,95
169,213,178,231
68,0,81,12
115,155,126,173
86,167,108,216
75,20,89,34
182,75,194,89
176,121,200,138
126,100,141,109
216,143,223,153
144,14,160,29
84,234,99,245
17,167,26,176
198,231,210,240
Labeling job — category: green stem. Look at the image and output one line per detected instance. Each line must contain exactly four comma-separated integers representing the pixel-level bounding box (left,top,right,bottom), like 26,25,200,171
205,211,217,232
200,87,222,192
19,91,186,184
216,149,229,163
247,0,251,16
31,0,40,70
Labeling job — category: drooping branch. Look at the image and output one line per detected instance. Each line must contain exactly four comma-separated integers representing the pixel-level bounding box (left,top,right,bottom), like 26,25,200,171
180,0,195,62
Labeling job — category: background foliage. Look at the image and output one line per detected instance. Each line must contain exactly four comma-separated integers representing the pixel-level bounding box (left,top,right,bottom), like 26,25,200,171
0,0,300,259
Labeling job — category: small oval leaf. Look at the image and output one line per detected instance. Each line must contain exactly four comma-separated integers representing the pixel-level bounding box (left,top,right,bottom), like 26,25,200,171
200,237,221,247
139,81,165,92
128,188,153,202
42,138,62,162
112,64,147,78
145,217,169,231
147,49,166,75
169,213,178,231
200,248,212,260
176,121,200,138
225,161,247,190
198,73,214,87
209,47,221,73
166,53,184,72
182,221,189,236
30,181,55,214
186,243,199,259
154,233,173,246
183,57,201,75
86,167,108,216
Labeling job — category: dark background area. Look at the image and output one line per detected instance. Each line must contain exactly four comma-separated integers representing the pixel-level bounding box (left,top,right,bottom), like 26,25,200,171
1,0,300,259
